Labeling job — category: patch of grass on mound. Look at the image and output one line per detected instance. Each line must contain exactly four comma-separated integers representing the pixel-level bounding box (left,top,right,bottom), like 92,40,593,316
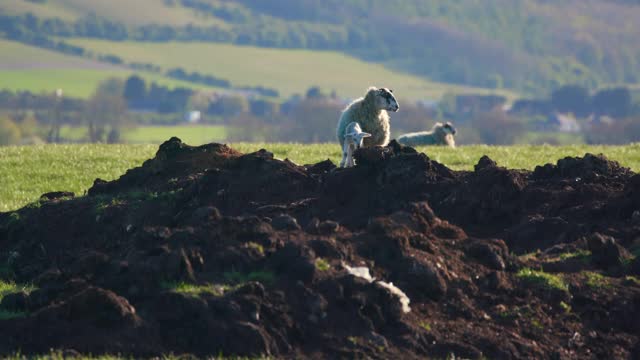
315,258,330,272
516,268,568,292
0,280,35,298
583,272,611,289
558,250,591,262
624,276,640,286
0,280,36,319
161,281,226,297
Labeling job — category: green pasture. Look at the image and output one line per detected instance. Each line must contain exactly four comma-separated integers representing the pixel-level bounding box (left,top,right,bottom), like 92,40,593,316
64,39,516,102
0,39,219,98
59,125,228,144
1,143,639,212
0,0,226,26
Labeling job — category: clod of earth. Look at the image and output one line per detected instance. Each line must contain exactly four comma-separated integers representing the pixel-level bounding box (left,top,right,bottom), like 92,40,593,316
0,137,638,359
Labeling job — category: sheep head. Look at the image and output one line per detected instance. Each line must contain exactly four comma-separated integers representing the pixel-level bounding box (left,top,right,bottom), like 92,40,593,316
442,121,457,135
345,131,372,149
365,87,399,112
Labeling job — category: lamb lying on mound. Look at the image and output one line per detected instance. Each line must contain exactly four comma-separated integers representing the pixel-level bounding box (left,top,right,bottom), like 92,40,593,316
336,87,399,167
397,122,457,148
340,122,371,168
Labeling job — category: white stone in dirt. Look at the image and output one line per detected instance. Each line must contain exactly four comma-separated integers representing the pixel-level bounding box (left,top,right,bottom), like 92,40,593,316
342,262,411,313
376,281,411,314
343,262,375,282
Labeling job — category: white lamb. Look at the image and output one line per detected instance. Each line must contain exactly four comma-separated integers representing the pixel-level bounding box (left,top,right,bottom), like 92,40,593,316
336,87,399,166
397,122,457,148
340,122,371,168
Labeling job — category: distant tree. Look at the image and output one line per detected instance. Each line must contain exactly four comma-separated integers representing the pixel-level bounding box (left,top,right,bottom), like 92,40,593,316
188,91,213,113
551,85,591,117
96,77,125,97
85,80,128,143
208,95,249,117
471,110,524,145
591,87,631,118
249,99,280,118
157,88,192,114
586,116,640,145
106,128,121,144
17,112,40,138
0,116,22,145
276,98,343,142
123,75,147,106
305,86,325,99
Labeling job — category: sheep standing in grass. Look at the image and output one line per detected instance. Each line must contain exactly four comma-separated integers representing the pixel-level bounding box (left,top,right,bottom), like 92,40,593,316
397,122,457,148
340,122,371,168
336,87,399,158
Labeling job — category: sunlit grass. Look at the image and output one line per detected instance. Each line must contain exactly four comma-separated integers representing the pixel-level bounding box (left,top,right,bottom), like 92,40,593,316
60,125,228,144
0,280,36,320
2,143,639,212
516,268,568,292
0,144,157,212
161,281,226,297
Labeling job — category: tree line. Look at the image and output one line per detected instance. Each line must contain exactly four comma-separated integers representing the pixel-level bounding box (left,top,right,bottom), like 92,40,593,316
3,0,640,93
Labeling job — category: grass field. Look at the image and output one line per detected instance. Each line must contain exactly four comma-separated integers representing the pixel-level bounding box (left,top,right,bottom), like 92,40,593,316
0,0,226,26
1,143,639,212
60,125,228,144
0,40,220,98
64,39,516,102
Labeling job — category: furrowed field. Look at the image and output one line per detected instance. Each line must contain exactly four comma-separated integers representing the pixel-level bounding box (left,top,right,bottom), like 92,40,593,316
1,143,639,212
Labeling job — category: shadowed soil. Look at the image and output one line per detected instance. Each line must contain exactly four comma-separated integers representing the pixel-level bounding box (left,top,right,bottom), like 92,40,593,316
1,138,639,359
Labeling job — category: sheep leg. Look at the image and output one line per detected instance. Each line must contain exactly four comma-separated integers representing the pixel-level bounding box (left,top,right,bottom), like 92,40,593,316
339,151,347,168
345,146,356,168
340,142,348,168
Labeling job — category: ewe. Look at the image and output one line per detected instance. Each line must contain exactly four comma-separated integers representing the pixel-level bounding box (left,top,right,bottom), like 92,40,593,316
336,87,399,148
340,122,371,168
397,122,457,148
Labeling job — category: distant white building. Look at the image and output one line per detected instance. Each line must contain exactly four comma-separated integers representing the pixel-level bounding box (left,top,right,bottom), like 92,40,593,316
549,113,581,133
186,110,201,123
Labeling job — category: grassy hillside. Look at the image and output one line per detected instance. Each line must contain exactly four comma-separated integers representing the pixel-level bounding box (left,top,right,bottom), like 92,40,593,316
2,143,639,212
63,39,515,101
0,39,220,97
0,0,225,26
3,0,639,93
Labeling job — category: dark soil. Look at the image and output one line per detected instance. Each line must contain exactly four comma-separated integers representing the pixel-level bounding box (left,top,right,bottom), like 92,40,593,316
1,137,639,359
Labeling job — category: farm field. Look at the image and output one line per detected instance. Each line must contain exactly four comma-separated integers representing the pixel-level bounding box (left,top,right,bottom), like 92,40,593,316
64,39,517,102
1,142,639,212
0,0,225,26
0,40,219,98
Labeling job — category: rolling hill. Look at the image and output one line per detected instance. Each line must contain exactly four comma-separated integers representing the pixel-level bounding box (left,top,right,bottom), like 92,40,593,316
0,0,225,26
63,38,515,101
1,0,639,94
0,39,221,98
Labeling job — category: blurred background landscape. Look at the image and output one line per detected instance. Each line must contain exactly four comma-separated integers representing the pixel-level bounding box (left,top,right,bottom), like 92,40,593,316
1,0,640,146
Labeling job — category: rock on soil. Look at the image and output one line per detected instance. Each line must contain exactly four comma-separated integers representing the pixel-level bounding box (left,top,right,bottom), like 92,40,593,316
0,137,638,359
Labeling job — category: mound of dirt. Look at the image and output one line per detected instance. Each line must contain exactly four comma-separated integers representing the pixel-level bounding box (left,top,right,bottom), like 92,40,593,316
1,137,639,359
